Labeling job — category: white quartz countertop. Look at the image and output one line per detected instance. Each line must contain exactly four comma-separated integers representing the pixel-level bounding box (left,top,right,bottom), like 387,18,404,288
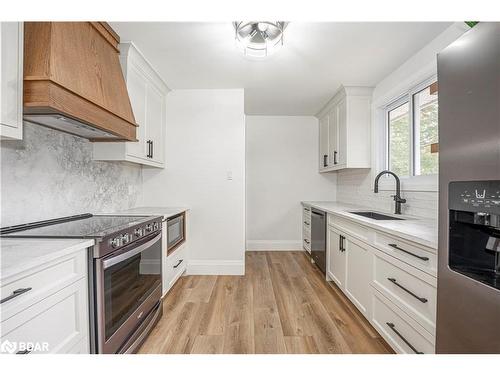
302,201,438,250
103,206,189,221
1,238,94,282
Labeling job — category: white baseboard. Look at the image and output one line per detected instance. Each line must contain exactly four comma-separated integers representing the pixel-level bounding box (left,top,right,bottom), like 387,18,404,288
187,259,244,275
246,240,303,251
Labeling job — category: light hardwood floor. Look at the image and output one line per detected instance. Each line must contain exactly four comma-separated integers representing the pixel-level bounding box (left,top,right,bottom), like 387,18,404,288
138,251,393,354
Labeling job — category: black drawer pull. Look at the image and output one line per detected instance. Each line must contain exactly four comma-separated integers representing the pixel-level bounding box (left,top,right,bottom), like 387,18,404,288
387,278,428,303
16,349,31,354
386,322,423,354
303,221,310,226
173,259,183,268
1,287,32,304
388,244,429,261
304,239,310,244
339,235,346,252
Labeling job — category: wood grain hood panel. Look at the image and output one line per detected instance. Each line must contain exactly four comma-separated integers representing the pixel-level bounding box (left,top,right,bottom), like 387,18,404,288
23,22,138,141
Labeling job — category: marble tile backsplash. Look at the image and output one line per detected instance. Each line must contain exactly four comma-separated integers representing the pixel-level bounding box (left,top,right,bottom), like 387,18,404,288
1,123,142,227
336,169,438,220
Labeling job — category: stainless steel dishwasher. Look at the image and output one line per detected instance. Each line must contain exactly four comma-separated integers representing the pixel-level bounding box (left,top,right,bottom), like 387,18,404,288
310,208,326,274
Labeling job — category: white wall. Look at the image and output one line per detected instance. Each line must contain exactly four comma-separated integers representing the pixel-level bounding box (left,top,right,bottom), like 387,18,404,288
336,23,469,220
246,116,337,250
141,89,246,275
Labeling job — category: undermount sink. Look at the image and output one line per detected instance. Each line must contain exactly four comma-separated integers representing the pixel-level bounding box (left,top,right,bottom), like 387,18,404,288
349,211,405,221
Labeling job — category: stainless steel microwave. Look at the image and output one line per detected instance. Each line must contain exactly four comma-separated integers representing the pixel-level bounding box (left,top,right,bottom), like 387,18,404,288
167,212,185,254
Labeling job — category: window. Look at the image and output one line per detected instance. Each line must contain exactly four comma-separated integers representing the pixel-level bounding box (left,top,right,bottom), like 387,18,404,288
386,79,438,177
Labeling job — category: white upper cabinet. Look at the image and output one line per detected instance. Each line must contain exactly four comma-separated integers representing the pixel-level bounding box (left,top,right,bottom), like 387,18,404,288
93,42,169,168
319,114,329,169
0,22,23,140
145,83,165,165
316,86,373,172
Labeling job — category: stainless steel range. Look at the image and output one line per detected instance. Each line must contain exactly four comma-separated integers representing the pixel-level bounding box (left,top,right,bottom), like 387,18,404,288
1,213,164,353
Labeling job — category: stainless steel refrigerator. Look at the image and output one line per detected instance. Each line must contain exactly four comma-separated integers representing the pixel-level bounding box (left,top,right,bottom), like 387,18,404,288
436,22,500,353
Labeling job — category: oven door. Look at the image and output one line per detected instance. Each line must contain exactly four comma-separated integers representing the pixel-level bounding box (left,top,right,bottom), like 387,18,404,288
167,213,185,253
95,232,162,354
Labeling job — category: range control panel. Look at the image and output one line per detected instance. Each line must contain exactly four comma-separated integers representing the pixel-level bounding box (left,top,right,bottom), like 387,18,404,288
449,180,500,214
98,217,162,258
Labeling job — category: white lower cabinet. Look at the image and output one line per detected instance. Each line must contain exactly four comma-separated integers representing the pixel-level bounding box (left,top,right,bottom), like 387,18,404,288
302,206,311,253
327,227,346,288
371,248,437,334
2,279,89,354
327,225,372,318
371,289,435,354
165,245,187,291
66,336,90,354
159,213,188,297
0,247,90,354
344,236,372,317
326,212,437,353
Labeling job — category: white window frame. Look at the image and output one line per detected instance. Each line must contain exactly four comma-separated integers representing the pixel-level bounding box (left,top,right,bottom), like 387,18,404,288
376,75,438,192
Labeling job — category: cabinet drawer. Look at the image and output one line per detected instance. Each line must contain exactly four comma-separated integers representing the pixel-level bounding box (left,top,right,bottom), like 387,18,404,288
303,238,311,253
1,250,87,321
371,249,436,334
328,214,373,243
302,224,311,239
302,217,311,231
374,232,436,276
303,206,311,220
1,278,89,354
371,288,434,354
166,245,187,289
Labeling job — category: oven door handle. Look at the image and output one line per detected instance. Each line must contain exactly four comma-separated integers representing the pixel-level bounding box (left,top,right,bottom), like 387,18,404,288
102,233,162,269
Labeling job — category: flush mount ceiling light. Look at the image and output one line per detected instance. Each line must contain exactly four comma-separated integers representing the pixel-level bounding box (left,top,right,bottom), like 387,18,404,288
233,21,287,59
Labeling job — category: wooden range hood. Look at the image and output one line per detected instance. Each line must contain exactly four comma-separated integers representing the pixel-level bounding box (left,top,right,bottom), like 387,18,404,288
23,22,138,141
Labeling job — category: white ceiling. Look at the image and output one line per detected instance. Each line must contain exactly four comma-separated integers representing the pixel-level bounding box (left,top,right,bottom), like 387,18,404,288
111,22,451,115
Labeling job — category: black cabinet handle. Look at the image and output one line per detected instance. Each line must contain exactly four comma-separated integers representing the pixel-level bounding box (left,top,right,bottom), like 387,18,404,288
304,239,310,244
173,259,183,268
386,322,423,354
339,235,345,252
387,278,428,303
303,221,310,226
333,151,338,165
16,349,31,354
388,244,429,261
1,287,32,304
304,208,310,212
323,154,328,167
146,140,151,158
151,140,154,158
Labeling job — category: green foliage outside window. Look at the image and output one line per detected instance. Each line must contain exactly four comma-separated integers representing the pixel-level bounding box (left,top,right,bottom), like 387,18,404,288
388,84,438,177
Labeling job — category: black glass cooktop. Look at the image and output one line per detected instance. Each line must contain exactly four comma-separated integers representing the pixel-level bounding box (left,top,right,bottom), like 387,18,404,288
0,214,153,239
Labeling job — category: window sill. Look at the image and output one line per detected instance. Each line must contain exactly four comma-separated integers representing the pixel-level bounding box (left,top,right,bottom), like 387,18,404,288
375,173,438,193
